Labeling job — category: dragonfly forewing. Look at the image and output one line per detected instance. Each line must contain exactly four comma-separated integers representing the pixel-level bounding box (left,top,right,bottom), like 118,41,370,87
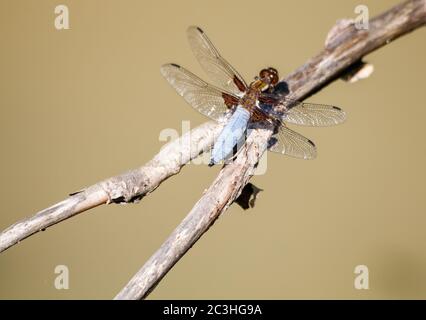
187,26,248,96
160,63,239,121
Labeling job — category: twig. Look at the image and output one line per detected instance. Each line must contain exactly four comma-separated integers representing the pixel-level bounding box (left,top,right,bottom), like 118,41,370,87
114,0,426,299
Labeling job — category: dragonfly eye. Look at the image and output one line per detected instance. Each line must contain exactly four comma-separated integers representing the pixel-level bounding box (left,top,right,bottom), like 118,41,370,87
268,67,279,85
269,73,279,85
259,68,268,79
268,67,278,75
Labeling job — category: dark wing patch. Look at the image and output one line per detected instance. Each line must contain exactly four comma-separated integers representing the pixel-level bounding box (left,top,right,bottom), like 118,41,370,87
251,107,272,123
259,93,281,106
233,75,247,93
222,92,239,108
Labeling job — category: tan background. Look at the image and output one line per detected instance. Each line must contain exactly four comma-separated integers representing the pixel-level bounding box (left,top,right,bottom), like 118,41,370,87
0,0,425,299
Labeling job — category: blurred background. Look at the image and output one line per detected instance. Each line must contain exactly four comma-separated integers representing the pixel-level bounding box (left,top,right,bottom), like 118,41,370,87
0,0,425,299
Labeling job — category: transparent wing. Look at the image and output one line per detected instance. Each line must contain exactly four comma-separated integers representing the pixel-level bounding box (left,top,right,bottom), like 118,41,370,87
187,26,248,96
268,123,317,160
160,63,239,121
259,90,346,127
284,101,346,126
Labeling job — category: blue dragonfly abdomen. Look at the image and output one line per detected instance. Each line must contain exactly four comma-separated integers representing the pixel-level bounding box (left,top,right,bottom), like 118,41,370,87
209,106,251,166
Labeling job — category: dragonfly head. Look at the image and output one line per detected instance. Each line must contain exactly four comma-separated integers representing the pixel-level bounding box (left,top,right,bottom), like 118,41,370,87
259,67,279,87
250,68,279,91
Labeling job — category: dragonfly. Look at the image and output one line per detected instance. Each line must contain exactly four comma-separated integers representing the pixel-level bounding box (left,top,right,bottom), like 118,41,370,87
161,26,346,166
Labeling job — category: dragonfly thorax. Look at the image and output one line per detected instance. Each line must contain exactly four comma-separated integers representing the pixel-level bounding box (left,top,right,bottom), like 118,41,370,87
247,67,279,95
240,87,260,113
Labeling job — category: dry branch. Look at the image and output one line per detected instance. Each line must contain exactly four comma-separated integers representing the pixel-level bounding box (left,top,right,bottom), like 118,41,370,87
114,0,426,299
115,128,272,299
0,121,223,252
